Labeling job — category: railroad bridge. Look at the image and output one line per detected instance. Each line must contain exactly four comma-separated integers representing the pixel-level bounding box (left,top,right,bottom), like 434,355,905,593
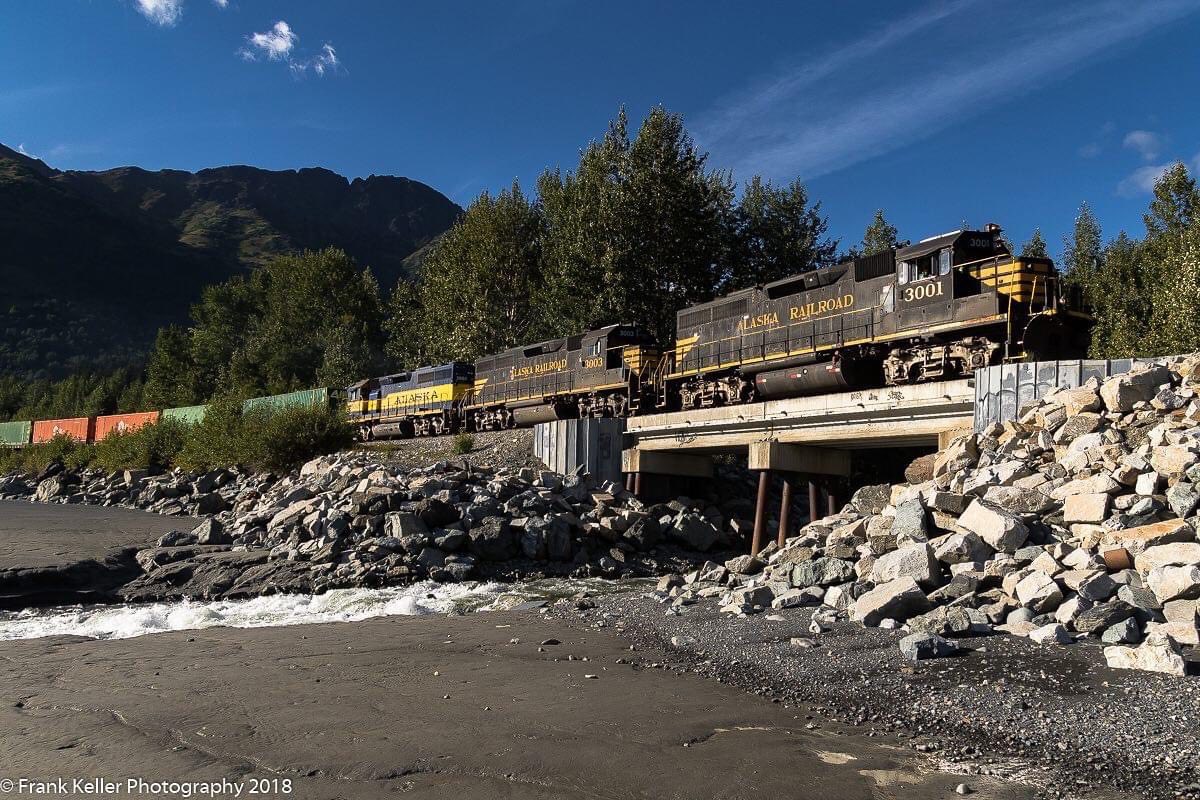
620,379,975,553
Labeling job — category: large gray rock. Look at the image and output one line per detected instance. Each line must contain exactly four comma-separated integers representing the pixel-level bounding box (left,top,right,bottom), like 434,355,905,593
1063,493,1109,524
1104,631,1187,676
899,631,958,661
850,484,891,515
851,577,931,626
1015,571,1063,612
1147,565,1200,602
467,518,518,561
870,544,940,588
891,499,929,544
792,557,855,588
192,518,231,546
1136,542,1200,573
670,513,719,552
1100,365,1171,413
385,512,430,539
1074,600,1137,635
1166,482,1200,519
957,501,1029,553
932,531,993,565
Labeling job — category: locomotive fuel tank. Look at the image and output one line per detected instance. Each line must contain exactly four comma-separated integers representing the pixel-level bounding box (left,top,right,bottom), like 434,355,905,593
511,404,574,427
753,358,881,399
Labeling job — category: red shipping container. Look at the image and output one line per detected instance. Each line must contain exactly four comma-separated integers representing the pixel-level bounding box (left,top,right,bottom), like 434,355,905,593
94,411,162,442
32,417,95,444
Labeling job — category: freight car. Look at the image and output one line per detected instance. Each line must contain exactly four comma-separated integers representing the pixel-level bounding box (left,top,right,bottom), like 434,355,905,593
463,324,659,430
662,224,1089,408
347,363,473,440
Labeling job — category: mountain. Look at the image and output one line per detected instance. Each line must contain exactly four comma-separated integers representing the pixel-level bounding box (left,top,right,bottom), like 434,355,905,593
0,144,461,378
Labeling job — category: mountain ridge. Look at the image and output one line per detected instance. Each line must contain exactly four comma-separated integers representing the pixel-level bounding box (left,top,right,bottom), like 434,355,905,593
0,144,461,378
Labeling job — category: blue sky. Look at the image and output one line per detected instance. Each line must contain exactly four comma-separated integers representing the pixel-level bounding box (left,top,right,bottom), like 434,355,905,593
3,0,1199,259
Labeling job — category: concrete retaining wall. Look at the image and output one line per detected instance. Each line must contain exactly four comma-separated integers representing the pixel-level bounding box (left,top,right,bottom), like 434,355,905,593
973,358,1152,430
533,418,625,483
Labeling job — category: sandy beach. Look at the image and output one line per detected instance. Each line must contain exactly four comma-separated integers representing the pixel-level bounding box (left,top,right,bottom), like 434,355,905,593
0,607,1028,800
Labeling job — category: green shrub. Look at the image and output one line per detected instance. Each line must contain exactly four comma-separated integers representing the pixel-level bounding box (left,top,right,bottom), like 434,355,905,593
91,418,189,473
0,433,90,475
248,404,355,473
176,398,352,473
175,397,247,472
452,433,475,455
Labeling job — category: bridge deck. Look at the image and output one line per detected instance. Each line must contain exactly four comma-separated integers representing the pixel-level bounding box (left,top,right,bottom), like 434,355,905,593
627,379,974,453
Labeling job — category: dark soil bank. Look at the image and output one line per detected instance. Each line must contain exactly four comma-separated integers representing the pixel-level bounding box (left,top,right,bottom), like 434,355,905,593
0,500,196,607
0,611,1027,800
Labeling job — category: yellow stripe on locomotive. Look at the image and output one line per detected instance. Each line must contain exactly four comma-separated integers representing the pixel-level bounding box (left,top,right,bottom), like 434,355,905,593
380,381,470,417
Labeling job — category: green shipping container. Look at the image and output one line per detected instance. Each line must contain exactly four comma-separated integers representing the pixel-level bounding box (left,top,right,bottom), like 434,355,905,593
162,405,208,425
242,387,331,415
0,420,32,447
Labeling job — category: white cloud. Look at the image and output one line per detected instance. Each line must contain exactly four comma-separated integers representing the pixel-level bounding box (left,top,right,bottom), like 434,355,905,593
242,20,297,61
695,1,1200,183
134,0,183,26
212,0,228,6
311,44,339,77
241,21,342,78
16,143,36,158
1123,129,1163,160
1078,142,1103,158
1117,163,1171,196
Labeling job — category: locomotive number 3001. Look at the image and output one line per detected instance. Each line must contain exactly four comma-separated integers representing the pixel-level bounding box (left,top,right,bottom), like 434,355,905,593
901,282,945,302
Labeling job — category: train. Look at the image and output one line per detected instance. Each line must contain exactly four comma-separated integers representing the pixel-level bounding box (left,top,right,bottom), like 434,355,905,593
345,223,1089,440
0,223,1091,448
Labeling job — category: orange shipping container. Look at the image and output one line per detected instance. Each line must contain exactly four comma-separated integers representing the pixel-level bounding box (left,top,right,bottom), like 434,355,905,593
94,411,162,442
32,417,95,444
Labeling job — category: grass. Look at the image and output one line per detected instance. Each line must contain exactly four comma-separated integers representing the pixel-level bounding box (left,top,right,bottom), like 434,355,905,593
0,401,353,477
452,433,475,455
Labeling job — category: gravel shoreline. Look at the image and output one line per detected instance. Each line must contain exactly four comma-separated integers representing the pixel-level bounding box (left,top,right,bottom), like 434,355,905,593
555,589,1200,800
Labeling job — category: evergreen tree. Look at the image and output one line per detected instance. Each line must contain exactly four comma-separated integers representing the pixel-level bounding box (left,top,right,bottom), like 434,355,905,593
418,182,543,361
1144,162,1200,242
860,210,900,255
1064,203,1103,282
725,176,837,289
1020,228,1048,258
144,325,198,408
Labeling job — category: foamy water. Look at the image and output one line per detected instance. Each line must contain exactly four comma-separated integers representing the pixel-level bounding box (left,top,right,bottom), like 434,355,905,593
0,578,637,642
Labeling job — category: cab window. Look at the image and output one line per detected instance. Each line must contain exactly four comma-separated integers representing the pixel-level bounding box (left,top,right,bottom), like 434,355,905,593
900,252,942,283
938,248,952,275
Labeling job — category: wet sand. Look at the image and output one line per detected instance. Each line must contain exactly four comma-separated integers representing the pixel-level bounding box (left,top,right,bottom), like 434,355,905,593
0,500,197,606
0,610,1025,799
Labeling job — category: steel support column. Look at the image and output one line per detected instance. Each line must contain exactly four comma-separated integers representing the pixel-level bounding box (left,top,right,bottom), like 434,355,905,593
826,479,837,516
751,470,771,555
777,474,794,548
633,472,643,499
808,480,820,525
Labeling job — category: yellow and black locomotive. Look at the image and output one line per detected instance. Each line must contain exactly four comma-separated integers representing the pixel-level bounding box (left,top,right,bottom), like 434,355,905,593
346,222,1090,437
664,224,1088,408
464,324,659,430
346,362,473,440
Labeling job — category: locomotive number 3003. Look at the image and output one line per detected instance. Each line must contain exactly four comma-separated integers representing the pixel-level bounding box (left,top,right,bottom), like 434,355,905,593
901,282,945,302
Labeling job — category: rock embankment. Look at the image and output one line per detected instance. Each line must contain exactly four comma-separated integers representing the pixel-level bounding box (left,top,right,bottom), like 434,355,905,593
666,356,1200,676
2,453,748,602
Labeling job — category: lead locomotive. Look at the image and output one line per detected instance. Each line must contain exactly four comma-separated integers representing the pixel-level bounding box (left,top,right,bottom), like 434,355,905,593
348,223,1090,438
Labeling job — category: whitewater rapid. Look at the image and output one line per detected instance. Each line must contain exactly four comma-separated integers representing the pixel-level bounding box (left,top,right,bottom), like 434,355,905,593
0,578,632,642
